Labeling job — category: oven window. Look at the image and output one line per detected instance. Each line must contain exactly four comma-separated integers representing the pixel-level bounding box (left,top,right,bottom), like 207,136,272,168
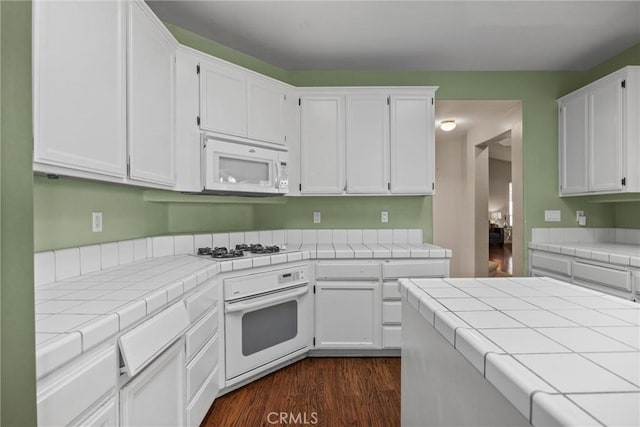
219,156,270,185
242,300,298,356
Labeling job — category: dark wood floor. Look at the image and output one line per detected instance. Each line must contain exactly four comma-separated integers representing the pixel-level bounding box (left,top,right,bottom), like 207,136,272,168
489,243,513,275
201,357,401,427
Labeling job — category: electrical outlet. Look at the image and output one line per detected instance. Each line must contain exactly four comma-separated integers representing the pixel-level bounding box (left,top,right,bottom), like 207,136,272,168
381,211,389,223
544,210,561,222
92,212,103,232
576,210,585,222
313,212,321,224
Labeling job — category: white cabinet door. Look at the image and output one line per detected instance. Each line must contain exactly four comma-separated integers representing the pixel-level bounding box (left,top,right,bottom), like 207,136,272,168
127,1,176,186
588,74,624,192
72,398,117,427
248,77,286,144
389,95,435,194
315,281,381,349
120,339,185,427
175,48,203,192
345,95,390,194
199,61,247,137
558,92,589,195
33,0,127,177
300,96,345,194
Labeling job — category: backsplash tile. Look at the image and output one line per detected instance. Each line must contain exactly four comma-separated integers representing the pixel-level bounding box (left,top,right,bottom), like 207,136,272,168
133,238,147,261
34,251,56,287
151,236,174,257
79,245,101,275
34,228,433,285
54,248,80,281
100,243,119,269
117,241,134,265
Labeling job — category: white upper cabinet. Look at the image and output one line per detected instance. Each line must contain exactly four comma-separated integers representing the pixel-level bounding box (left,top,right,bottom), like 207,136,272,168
248,77,286,144
33,0,178,188
390,95,435,195
33,0,127,178
127,0,177,186
558,66,639,196
175,48,204,192
299,95,345,194
345,95,390,194
297,89,437,196
199,61,247,138
199,60,288,145
559,91,589,194
588,74,624,192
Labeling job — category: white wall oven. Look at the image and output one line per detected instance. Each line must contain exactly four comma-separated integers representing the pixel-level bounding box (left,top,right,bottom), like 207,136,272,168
224,265,309,386
202,135,288,195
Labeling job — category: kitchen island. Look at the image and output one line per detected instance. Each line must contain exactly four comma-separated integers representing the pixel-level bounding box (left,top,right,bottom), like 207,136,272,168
400,277,639,426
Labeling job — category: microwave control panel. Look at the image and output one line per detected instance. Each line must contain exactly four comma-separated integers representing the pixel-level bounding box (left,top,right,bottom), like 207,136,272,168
278,161,289,190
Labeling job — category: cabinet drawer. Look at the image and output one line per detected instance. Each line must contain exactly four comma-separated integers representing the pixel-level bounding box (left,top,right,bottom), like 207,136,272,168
185,281,218,323
186,308,218,362
119,302,190,376
38,346,117,427
382,260,448,279
531,252,572,276
186,367,220,427
187,334,219,402
382,326,401,349
383,301,402,324
573,261,631,291
71,397,117,427
315,262,379,280
383,281,401,299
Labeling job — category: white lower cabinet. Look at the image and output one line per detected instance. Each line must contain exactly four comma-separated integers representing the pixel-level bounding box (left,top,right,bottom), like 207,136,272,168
73,398,118,427
186,368,220,427
530,249,636,300
119,339,186,427
572,260,632,296
529,251,573,282
633,269,640,301
315,281,381,349
37,346,118,427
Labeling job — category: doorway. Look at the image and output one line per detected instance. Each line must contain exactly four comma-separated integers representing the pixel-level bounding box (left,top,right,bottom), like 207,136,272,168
433,100,523,278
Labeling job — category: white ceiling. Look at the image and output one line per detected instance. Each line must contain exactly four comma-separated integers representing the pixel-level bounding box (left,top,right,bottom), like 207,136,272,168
147,1,640,71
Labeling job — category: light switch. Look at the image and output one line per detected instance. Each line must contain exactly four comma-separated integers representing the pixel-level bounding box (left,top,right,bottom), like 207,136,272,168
313,212,321,224
544,210,561,222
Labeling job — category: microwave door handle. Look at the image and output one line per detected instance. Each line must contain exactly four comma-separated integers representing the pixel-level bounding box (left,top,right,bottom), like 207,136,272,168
225,286,308,314
274,161,280,189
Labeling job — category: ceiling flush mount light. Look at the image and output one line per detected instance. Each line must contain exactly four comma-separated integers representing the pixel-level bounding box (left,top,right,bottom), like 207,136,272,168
440,120,456,132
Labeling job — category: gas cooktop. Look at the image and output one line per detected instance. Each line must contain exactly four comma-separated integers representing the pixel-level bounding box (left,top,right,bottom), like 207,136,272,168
197,244,281,259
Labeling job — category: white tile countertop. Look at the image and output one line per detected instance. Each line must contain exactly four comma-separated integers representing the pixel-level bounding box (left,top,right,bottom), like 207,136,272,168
33,228,451,381
33,250,319,379
400,276,640,426
34,255,218,379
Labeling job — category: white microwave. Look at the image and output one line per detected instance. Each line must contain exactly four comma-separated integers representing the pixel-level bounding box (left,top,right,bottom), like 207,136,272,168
202,135,289,195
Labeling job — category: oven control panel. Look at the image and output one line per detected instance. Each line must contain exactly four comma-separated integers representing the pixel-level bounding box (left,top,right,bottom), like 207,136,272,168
278,270,305,284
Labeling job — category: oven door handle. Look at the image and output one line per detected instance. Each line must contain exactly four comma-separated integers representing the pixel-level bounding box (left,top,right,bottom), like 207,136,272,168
225,285,309,314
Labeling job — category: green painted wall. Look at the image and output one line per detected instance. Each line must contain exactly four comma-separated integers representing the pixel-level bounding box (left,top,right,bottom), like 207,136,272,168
1,1,37,425
255,196,433,242
168,203,254,234
34,177,169,251
614,202,640,229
